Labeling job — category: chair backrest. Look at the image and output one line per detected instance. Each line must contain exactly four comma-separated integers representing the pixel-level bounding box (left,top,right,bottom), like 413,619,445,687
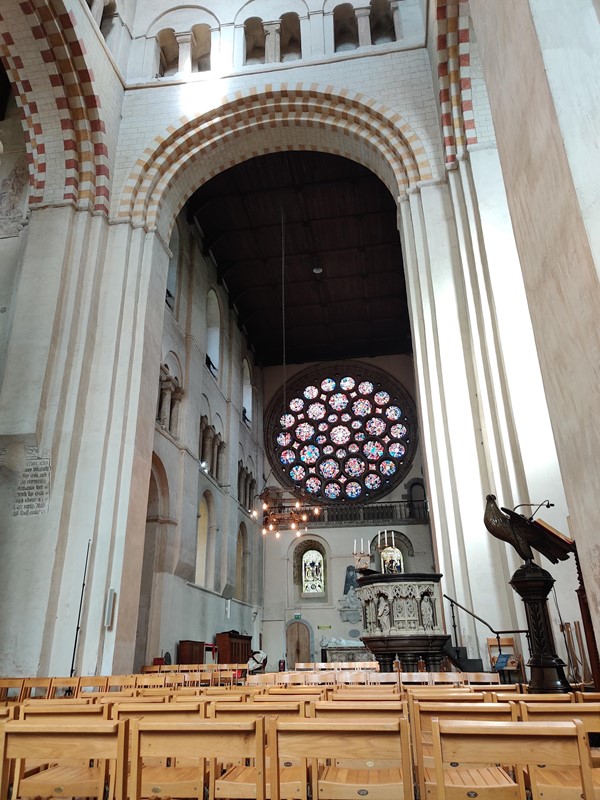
111,701,206,723
465,671,500,685
20,677,53,701
135,674,166,688
491,691,575,703
20,702,110,722
310,699,406,719
428,672,465,685
246,672,276,685
269,717,413,800
294,663,314,670
78,676,109,695
369,672,400,686
48,676,81,698
129,718,266,800
335,670,370,685
431,719,594,800
0,679,25,703
399,672,430,685
576,691,600,702
330,689,400,702
106,675,137,691
519,701,600,732
208,700,309,719
1,719,129,800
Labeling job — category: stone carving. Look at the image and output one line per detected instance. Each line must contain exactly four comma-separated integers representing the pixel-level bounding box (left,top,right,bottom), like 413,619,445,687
357,578,442,637
0,157,28,238
338,585,361,623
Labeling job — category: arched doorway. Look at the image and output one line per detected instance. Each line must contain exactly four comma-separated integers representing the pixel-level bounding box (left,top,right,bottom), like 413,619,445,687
286,620,311,668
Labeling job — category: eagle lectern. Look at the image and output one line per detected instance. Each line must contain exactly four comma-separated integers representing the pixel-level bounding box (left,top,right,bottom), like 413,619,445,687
484,495,572,692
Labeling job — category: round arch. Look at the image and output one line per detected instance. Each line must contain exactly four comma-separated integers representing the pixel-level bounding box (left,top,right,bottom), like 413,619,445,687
116,83,433,240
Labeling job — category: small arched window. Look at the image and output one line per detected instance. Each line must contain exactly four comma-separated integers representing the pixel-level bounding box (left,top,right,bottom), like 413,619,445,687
157,28,179,76
234,523,250,602
302,550,324,594
242,360,252,424
370,0,395,44
280,13,301,61
245,17,265,64
206,290,220,376
333,4,359,51
294,539,327,600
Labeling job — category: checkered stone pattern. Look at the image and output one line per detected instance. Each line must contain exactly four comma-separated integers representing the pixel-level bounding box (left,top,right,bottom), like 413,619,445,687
7,0,110,213
437,0,477,167
0,22,47,204
117,84,433,233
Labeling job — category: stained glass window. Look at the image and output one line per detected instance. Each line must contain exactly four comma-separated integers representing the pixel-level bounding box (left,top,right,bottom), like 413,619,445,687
265,363,417,503
302,549,325,593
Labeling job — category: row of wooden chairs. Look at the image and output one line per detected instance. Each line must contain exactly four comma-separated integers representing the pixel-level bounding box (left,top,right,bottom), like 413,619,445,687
1,690,598,800
251,669,502,686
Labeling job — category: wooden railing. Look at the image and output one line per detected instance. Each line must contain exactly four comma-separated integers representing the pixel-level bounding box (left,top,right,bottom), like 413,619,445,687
310,499,428,527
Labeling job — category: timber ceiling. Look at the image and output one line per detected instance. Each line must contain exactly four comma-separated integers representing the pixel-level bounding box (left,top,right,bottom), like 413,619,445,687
186,151,411,367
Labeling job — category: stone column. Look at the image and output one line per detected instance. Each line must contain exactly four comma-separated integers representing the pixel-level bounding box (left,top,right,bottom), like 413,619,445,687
323,11,335,54
264,21,281,62
201,426,214,466
217,440,226,483
211,433,221,477
307,11,324,57
175,32,194,74
233,23,246,69
158,377,175,429
209,27,220,71
389,0,403,41
170,388,183,436
355,7,372,47
90,0,107,26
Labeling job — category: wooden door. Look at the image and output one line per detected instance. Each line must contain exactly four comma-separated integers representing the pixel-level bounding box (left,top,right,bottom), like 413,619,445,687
286,622,311,668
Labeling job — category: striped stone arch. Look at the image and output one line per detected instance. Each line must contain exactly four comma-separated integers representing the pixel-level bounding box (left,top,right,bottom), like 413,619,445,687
116,83,433,238
0,0,109,212
436,0,477,166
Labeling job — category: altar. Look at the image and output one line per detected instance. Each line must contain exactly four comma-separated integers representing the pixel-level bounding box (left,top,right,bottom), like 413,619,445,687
321,642,376,663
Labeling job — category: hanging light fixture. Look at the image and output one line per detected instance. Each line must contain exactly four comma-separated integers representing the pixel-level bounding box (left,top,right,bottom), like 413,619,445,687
259,203,322,537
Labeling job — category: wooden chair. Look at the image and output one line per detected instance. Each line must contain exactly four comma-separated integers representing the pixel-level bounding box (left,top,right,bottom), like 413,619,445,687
330,688,400,702
428,672,465,685
399,672,430,686
354,661,380,671
19,677,53,701
269,716,413,800
0,718,129,800
48,676,81,698
369,671,401,686
135,673,167,689
303,671,336,686
309,699,406,720
129,717,266,800
412,700,519,800
78,676,109,695
335,670,370,685
465,671,500,685
431,719,595,800
576,691,600,702
294,663,314,671
491,691,575,703
312,662,330,670
247,672,276,686
106,675,137,692
20,702,110,722
519,701,600,767
0,679,24,704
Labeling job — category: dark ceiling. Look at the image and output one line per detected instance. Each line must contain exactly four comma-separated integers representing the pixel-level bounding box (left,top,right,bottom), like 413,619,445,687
186,151,411,367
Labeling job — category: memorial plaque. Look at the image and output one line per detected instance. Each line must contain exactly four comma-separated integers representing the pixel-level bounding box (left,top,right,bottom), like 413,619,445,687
13,452,51,516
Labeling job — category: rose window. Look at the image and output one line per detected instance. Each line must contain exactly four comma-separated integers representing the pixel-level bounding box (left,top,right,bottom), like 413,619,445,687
265,363,417,503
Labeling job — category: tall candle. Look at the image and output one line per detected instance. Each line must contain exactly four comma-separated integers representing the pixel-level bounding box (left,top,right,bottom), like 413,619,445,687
361,538,364,553
385,530,388,546
392,531,395,547
353,539,356,554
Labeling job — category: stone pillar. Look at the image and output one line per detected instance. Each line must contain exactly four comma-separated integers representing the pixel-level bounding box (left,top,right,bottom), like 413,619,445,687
209,27,220,71
355,7,372,47
170,388,183,436
199,415,208,461
158,378,174,429
211,433,221,477
175,32,194,74
323,11,335,54
233,23,246,69
264,21,281,62
217,440,226,483
389,0,403,41
201,426,214,466
90,0,107,27
307,11,324,56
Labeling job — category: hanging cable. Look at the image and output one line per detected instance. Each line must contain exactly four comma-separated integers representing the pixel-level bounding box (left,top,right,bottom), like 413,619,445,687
281,202,287,416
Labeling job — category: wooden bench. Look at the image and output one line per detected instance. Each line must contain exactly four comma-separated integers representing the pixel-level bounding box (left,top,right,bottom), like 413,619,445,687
431,719,595,800
268,716,414,800
0,719,129,800
519,700,600,768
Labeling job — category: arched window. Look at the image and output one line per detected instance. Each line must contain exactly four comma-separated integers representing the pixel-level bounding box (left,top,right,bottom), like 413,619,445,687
333,4,359,52
245,17,265,64
302,549,324,594
195,495,209,584
206,290,220,376
370,0,395,44
191,23,211,71
280,13,301,61
166,224,179,310
380,545,403,574
242,360,252,424
157,28,179,76
293,539,327,600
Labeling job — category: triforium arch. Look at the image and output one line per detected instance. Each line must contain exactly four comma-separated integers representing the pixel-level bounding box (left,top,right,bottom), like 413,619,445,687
115,83,433,240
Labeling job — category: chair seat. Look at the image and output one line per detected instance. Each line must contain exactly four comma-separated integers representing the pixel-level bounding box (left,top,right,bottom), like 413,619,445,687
319,765,404,799
215,764,304,798
424,765,518,799
525,766,600,800
141,764,203,796
20,762,107,797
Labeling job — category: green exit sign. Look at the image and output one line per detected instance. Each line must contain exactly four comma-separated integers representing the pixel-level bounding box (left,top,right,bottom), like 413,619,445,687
294,613,301,619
